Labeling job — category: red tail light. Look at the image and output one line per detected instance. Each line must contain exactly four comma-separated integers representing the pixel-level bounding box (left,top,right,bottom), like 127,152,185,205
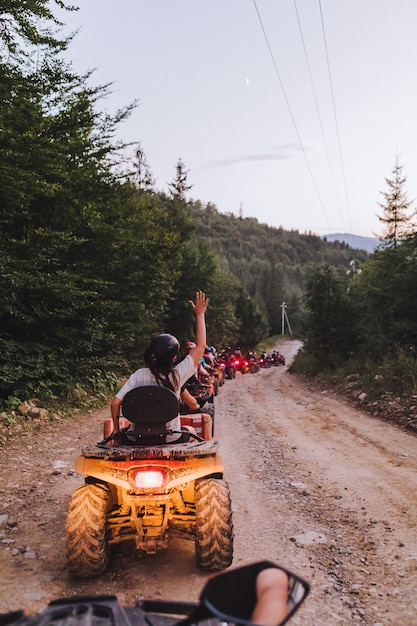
131,469,165,489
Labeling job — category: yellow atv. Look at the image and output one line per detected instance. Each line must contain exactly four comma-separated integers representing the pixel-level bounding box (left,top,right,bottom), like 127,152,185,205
65,386,233,578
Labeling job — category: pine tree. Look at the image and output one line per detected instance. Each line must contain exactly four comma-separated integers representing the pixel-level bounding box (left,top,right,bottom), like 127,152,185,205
0,0,74,56
168,157,192,201
135,144,155,193
302,264,359,369
377,156,414,247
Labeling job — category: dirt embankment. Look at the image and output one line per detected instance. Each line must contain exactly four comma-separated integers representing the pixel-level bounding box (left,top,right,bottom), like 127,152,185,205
0,339,416,625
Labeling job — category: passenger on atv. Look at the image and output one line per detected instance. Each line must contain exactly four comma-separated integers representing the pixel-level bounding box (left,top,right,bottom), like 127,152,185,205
180,363,215,415
180,376,213,411
110,291,209,444
271,350,286,366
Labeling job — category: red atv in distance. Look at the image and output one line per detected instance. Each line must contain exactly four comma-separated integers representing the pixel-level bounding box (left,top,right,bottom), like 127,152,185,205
246,353,260,373
258,352,271,368
271,350,286,366
232,355,249,374
218,353,236,379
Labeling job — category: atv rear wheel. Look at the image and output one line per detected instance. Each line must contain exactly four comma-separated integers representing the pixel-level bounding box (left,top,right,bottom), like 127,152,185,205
225,366,235,379
66,483,110,577
195,478,233,571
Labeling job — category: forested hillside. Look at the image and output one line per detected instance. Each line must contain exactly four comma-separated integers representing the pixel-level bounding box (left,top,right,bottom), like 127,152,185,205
188,202,368,334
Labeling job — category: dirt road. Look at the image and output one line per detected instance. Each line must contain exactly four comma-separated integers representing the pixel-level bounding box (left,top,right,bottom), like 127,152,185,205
0,339,416,625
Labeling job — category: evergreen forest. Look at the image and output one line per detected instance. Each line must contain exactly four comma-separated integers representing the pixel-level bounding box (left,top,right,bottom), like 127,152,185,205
2,2,417,411
292,156,417,405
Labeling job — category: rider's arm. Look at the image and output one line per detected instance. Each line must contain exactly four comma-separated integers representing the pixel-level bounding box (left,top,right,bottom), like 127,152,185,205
188,291,209,367
181,388,199,410
111,397,122,434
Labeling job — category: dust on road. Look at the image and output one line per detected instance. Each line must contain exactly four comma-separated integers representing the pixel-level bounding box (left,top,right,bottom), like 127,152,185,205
0,339,416,625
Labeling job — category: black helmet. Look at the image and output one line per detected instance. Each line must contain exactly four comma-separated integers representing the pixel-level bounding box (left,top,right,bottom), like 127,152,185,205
144,334,180,367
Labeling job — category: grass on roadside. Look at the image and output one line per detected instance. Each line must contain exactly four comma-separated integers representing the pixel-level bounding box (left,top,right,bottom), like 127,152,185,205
290,345,417,404
255,335,286,353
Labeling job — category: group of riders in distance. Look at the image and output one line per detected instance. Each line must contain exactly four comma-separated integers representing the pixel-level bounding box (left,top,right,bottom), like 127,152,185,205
182,344,287,395
191,344,286,384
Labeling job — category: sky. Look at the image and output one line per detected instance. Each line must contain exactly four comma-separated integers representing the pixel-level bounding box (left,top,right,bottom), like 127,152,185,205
54,0,417,239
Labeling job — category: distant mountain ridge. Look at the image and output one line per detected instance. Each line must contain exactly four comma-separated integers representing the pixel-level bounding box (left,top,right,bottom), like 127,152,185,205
322,233,378,253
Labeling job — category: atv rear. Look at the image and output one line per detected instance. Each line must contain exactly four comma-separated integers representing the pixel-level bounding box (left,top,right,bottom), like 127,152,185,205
65,386,233,578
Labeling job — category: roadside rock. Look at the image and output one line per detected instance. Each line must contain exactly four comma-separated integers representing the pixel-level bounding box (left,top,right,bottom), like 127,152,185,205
290,531,327,546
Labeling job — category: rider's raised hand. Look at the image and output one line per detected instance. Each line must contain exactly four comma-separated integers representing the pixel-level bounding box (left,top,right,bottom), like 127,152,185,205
189,290,209,315
188,292,208,366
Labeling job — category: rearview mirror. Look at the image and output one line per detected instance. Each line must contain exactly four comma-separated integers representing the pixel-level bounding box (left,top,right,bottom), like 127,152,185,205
179,560,309,626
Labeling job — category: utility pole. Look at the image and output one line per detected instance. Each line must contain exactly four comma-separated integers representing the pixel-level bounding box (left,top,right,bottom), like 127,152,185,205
281,302,293,337
346,259,362,292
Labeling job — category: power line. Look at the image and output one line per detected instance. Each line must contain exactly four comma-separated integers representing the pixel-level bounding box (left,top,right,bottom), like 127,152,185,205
318,0,355,241
252,0,333,232
293,0,346,233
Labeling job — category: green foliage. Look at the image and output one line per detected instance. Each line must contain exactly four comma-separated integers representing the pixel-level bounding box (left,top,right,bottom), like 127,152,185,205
168,157,192,201
292,157,417,409
0,0,75,56
291,343,417,412
201,259,241,348
235,288,269,349
372,347,417,396
0,29,250,401
255,335,284,354
288,349,322,376
1,411,16,425
301,264,359,369
355,236,417,357
163,221,215,343
377,156,414,248
188,202,368,336
345,348,417,400
0,29,199,401
0,395,21,411
0,48,136,399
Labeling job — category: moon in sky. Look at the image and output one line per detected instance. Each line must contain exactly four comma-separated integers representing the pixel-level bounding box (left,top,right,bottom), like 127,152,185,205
245,78,250,86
